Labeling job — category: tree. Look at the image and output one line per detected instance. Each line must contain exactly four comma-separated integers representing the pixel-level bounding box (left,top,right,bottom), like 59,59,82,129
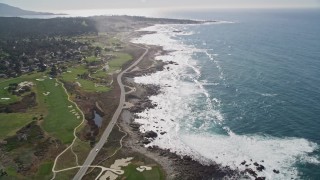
50,65,58,77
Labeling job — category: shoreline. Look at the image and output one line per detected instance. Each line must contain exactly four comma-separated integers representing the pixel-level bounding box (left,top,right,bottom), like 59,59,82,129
0,14,318,179
118,28,241,179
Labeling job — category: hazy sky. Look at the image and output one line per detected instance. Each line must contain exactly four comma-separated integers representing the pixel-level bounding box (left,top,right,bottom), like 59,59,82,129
1,0,319,11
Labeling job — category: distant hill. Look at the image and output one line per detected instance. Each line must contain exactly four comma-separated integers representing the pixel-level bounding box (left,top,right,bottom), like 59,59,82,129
0,3,60,17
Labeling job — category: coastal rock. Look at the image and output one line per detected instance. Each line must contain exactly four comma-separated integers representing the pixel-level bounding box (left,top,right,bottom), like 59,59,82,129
129,123,140,130
145,84,161,96
142,138,151,144
144,131,158,139
256,177,266,180
256,165,265,172
273,169,280,174
183,156,192,161
245,168,257,177
168,61,179,65
130,106,144,113
160,132,166,135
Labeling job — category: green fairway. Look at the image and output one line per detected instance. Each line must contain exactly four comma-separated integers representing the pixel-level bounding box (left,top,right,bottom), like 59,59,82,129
0,73,83,144
61,65,110,92
0,113,35,139
86,56,98,62
36,78,81,144
0,86,21,105
0,73,39,105
108,52,132,72
0,74,41,139
121,164,164,180
91,69,108,78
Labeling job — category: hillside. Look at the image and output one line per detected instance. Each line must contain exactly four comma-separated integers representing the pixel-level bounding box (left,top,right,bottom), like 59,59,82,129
0,3,56,17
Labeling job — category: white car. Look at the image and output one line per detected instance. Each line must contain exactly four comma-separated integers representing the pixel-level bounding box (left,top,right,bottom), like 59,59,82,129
95,148,99,152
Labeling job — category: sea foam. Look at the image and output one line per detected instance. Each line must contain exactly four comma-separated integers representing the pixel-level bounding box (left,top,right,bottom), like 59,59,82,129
131,24,319,179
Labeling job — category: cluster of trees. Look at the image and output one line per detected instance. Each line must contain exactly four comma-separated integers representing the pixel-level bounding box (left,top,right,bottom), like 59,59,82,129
0,17,97,39
0,38,91,77
0,169,8,177
0,17,101,78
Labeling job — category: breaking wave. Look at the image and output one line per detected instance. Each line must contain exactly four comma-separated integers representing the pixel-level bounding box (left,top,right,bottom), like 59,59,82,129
131,24,319,179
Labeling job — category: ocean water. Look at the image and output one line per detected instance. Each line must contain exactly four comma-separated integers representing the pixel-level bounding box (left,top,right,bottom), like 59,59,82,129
131,9,320,179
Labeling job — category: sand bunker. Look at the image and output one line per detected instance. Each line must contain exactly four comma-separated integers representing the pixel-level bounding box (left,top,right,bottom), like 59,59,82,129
1,98,10,100
43,92,50,96
136,166,152,172
99,157,133,180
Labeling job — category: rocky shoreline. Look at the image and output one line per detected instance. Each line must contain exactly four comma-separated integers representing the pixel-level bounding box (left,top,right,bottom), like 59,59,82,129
118,41,242,179
117,28,277,179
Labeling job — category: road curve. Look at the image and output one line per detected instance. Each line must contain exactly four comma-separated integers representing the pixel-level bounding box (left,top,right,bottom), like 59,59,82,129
73,43,148,180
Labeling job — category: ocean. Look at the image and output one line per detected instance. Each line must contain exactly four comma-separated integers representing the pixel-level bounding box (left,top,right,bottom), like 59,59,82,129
21,8,320,179
131,9,320,179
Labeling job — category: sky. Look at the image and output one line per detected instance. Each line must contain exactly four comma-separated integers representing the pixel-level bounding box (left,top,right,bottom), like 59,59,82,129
0,0,319,11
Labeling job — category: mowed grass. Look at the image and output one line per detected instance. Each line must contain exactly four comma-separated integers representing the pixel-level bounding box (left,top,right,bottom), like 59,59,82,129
0,73,82,144
35,161,54,179
61,65,110,92
0,87,20,105
108,52,132,72
0,74,41,139
36,78,81,144
0,73,39,105
0,113,35,139
86,56,98,62
5,166,24,179
91,69,107,78
121,164,164,180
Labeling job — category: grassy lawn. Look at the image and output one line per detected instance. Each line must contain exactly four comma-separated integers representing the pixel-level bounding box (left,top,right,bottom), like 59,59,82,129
0,74,41,140
86,56,98,62
5,166,24,179
0,87,21,105
36,78,81,144
72,138,91,164
55,148,78,170
0,113,35,139
121,164,164,180
61,65,110,92
0,72,83,144
108,52,132,72
109,37,120,46
54,168,79,180
35,161,54,179
0,73,40,105
91,69,108,78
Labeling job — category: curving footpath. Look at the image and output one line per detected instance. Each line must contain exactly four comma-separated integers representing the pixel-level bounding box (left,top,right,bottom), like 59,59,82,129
73,43,149,180
51,79,86,180
85,123,128,176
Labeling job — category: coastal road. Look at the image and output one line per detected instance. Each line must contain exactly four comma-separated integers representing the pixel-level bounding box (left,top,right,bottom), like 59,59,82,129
73,43,148,180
